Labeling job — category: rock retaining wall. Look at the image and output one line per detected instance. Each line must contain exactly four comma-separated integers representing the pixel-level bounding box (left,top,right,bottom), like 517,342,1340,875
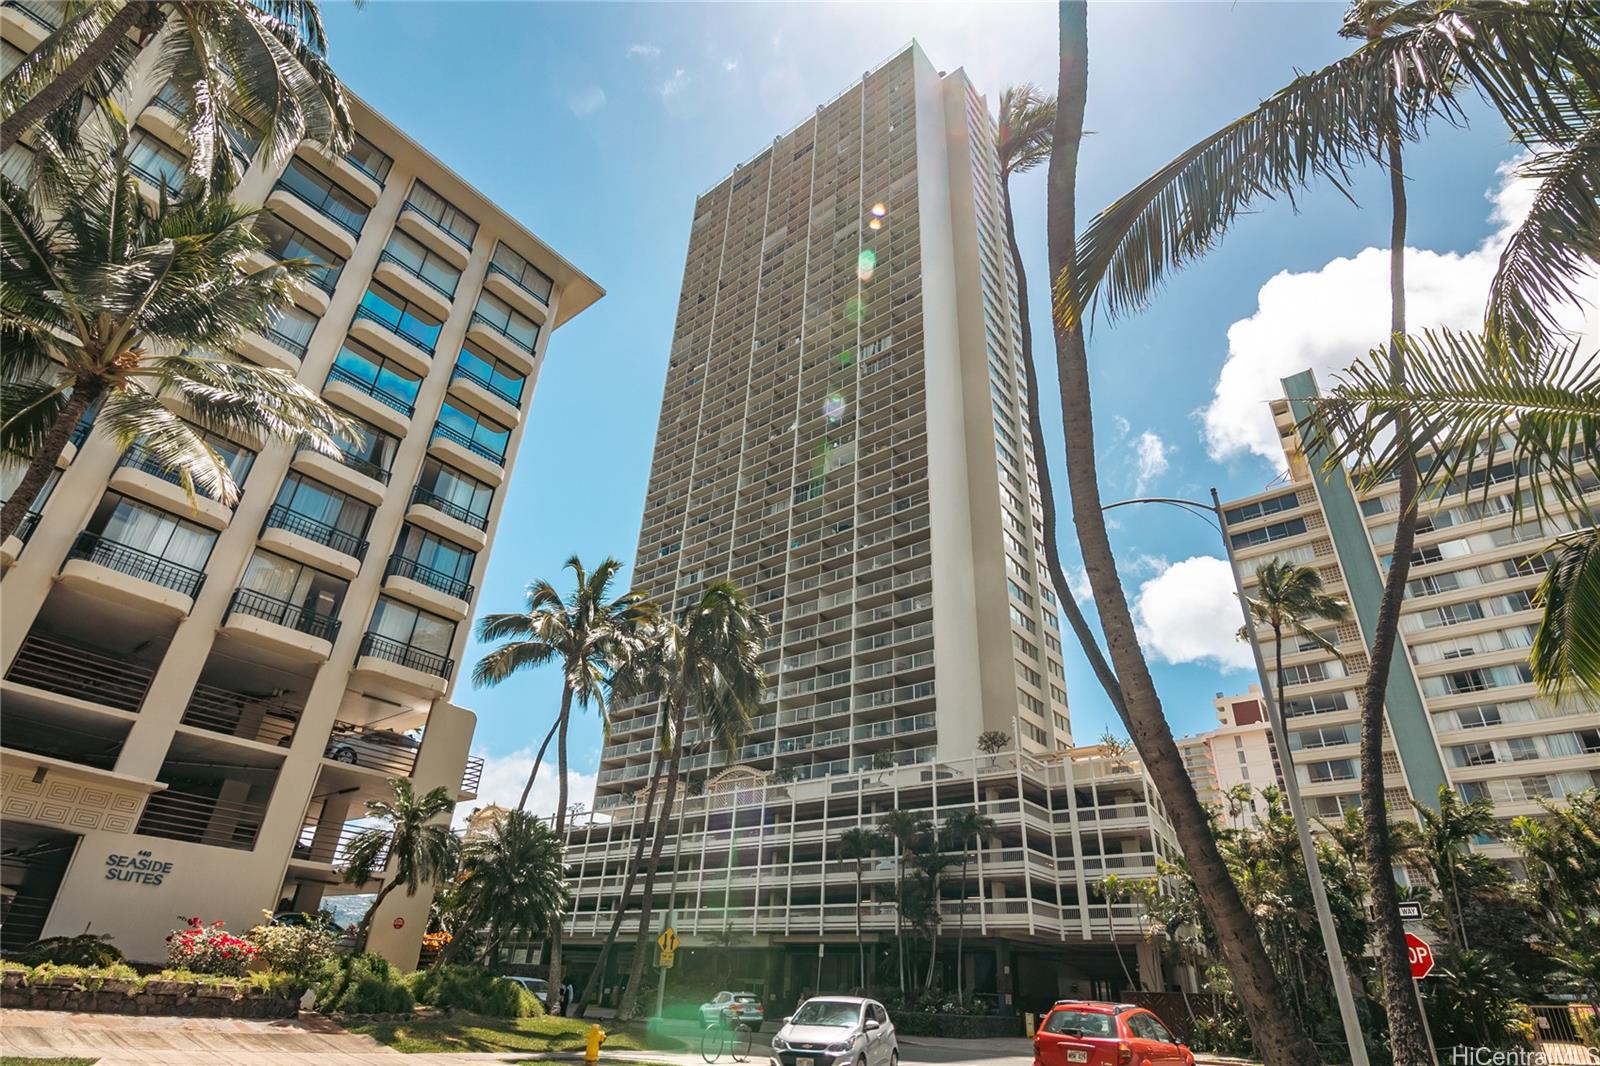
0,973,299,1018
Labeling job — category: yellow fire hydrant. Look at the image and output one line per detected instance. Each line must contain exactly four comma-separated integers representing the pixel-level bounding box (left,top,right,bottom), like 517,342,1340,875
584,1023,607,1063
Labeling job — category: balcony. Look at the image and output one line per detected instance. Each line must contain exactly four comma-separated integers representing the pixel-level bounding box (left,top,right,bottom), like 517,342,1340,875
291,444,388,508
221,587,340,661
5,631,154,714
324,721,420,777
466,312,537,372
449,362,523,423
483,255,553,319
354,631,454,697
398,196,474,265
1,510,41,566
323,363,415,436
406,486,489,550
181,680,301,747
428,423,505,484
291,820,379,868
110,446,234,528
260,504,367,575
350,303,436,367
137,788,267,851
373,249,455,321
265,179,360,259
61,532,206,613
460,755,484,798
383,554,473,619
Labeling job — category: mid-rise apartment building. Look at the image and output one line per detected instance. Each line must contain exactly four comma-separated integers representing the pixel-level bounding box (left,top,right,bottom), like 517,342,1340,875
559,44,1181,1015
1177,687,1283,820
1220,371,1600,867
0,2,600,966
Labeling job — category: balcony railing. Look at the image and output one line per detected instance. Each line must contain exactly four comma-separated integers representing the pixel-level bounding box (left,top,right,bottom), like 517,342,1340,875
138,789,267,851
65,531,207,598
261,504,368,560
469,311,536,355
486,259,551,305
263,321,312,358
300,440,392,486
379,248,459,300
451,361,523,408
324,720,421,776
225,587,342,642
402,197,474,250
461,755,484,796
326,363,416,417
182,680,302,746
385,553,473,601
271,176,364,237
431,422,505,466
358,631,454,680
409,485,488,532
6,635,154,723
119,444,233,503
7,1,63,29
292,821,381,867
353,303,435,355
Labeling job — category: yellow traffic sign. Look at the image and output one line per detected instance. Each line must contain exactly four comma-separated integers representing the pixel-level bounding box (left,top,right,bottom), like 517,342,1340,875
657,927,679,954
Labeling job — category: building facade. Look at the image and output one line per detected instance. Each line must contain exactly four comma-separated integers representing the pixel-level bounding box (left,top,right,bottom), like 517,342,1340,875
1219,372,1600,867
561,44,1180,1013
1176,687,1284,821
0,3,601,966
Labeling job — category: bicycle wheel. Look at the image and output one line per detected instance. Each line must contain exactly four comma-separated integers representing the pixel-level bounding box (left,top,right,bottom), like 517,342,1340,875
700,1022,727,1063
731,1022,754,1062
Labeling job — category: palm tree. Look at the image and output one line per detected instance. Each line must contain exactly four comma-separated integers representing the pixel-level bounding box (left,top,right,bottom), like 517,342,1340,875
916,841,954,992
0,131,351,541
1412,786,1498,952
1510,790,1600,1001
1042,5,1323,1062
877,809,929,997
473,556,655,1013
938,808,995,1000
343,779,458,954
1,0,352,191
613,581,767,1019
448,809,568,966
835,826,884,991
1245,561,1349,725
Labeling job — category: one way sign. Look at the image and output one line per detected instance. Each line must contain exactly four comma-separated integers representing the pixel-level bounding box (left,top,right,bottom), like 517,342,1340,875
1397,901,1423,922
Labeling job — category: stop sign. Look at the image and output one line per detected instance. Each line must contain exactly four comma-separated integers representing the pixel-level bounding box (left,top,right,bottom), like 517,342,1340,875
1405,932,1435,979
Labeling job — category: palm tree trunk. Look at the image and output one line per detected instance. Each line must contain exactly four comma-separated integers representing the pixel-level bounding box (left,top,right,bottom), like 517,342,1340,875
617,699,688,1018
0,1,153,152
923,875,939,991
1001,160,1128,727
573,750,667,1017
515,715,562,812
856,862,866,991
0,383,99,542
1045,6,1321,1063
955,851,968,1000
543,685,573,1015
1361,123,1432,1066
894,850,906,996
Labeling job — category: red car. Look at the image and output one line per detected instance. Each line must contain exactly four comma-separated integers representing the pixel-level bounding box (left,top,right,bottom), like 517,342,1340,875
1032,1001,1194,1066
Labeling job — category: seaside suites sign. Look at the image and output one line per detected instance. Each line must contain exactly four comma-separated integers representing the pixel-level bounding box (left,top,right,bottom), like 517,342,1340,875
105,849,173,886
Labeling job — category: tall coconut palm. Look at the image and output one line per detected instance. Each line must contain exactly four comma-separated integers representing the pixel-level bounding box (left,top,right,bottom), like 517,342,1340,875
473,556,655,1014
877,809,929,997
0,131,351,541
343,778,458,953
2,0,352,192
939,808,995,1001
1411,786,1498,953
835,826,884,991
1245,560,1350,726
612,581,767,1019
1042,4,1322,1062
448,809,569,966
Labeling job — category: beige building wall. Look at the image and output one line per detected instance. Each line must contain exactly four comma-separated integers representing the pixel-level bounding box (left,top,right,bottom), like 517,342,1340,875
0,4,600,965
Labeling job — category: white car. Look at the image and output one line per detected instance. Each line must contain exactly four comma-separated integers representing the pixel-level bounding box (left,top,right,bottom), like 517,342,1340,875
501,975,549,1000
769,996,897,1066
324,726,419,771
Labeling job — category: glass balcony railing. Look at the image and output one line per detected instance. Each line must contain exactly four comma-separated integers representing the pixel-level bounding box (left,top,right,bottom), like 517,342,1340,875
451,361,523,407
225,587,342,642
65,531,207,598
430,422,505,466
326,363,416,417
261,504,368,560
408,485,489,532
358,631,454,680
385,553,473,601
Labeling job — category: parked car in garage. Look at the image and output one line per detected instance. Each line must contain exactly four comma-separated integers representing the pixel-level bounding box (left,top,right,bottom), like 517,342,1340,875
324,725,419,772
769,996,897,1066
1031,1000,1194,1066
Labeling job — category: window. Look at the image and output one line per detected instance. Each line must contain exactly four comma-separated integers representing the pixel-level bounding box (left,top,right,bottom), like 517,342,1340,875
328,339,421,415
382,229,462,298
271,472,374,555
1,142,34,184
405,179,478,248
473,292,540,354
120,428,255,500
489,243,554,303
236,550,346,635
257,216,344,294
368,595,456,657
415,457,493,530
1009,605,1036,633
1007,578,1034,608
127,130,186,195
335,416,399,483
345,133,392,184
392,524,477,599
435,400,510,464
1225,492,1299,525
357,283,442,352
264,304,319,357
275,159,368,235
455,342,527,405
1230,517,1308,549
82,492,217,583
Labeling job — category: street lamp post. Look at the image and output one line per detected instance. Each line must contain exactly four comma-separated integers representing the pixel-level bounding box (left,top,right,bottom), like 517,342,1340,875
1100,491,1370,1066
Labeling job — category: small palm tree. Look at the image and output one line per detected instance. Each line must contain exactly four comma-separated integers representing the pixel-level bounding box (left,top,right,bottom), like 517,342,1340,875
473,555,655,1013
613,581,767,1019
448,809,568,966
1245,559,1350,732
2,0,351,191
836,826,885,990
939,808,995,1000
343,779,457,953
0,131,351,541
1412,786,1498,952
917,841,954,992
877,809,930,996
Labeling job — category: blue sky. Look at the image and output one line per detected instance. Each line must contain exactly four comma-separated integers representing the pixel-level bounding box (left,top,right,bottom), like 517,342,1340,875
319,2,1522,814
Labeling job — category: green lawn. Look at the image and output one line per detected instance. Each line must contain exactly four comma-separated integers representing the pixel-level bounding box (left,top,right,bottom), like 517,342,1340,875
344,1013,652,1055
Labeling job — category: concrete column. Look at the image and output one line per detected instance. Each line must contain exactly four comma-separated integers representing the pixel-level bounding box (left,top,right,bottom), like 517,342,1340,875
1137,939,1164,993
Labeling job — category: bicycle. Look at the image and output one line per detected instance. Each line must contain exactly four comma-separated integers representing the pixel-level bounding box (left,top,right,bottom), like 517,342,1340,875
699,1017,755,1062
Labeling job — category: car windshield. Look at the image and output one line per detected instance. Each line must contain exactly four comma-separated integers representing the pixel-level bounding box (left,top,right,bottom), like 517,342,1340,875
734,995,759,1005
1043,1010,1115,1037
792,1001,860,1027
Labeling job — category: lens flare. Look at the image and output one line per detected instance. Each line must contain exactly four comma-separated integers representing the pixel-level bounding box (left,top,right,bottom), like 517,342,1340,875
857,249,877,281
845,297,865,321
870,203,887,218
836,349,854,367
824,393,846,421
868,218,882,231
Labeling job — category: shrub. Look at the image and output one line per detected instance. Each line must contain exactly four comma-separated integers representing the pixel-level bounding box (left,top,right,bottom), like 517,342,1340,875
166,918,258,977
246,920,336,983
316,952,414,1015
408,965,540,1018
16,932,123,968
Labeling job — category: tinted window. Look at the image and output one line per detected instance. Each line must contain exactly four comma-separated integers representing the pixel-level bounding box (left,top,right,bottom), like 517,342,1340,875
1043,1010,1114,1037
790,1001,860,1027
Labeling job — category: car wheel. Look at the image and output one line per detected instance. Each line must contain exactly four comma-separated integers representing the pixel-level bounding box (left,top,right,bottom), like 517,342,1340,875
331,748,357,764
890,1053,898,1066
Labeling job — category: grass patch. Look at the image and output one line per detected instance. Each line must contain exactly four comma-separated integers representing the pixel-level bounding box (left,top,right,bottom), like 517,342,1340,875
344,1014,648,1055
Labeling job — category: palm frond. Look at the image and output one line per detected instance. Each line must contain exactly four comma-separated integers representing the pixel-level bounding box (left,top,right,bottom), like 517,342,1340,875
1531,530,1600,696
0,376,69,463
140,350,354,456
95,388,238,506
472,640,556,688
996,84,1055,178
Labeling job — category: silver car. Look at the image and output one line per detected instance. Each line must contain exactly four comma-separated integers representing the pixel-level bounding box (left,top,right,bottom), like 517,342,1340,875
769,996,897,1066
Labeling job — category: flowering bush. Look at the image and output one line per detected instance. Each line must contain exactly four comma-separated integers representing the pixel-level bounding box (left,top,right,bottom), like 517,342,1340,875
166,917,258,977
420,930,452,952
245,919,337,983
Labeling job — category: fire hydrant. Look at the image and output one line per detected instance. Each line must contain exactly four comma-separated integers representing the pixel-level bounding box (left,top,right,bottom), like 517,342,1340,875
584,1023,607,1063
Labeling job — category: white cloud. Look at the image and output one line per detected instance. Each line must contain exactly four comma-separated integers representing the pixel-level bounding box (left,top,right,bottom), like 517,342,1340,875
1132,556,1254,671
660,69,690,98
626,43,660,58
456,745,597,827
1201,155,1546,467
567,86,606,117
1132,431,1170,494
1064,564,1094,604
722,57,740,72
